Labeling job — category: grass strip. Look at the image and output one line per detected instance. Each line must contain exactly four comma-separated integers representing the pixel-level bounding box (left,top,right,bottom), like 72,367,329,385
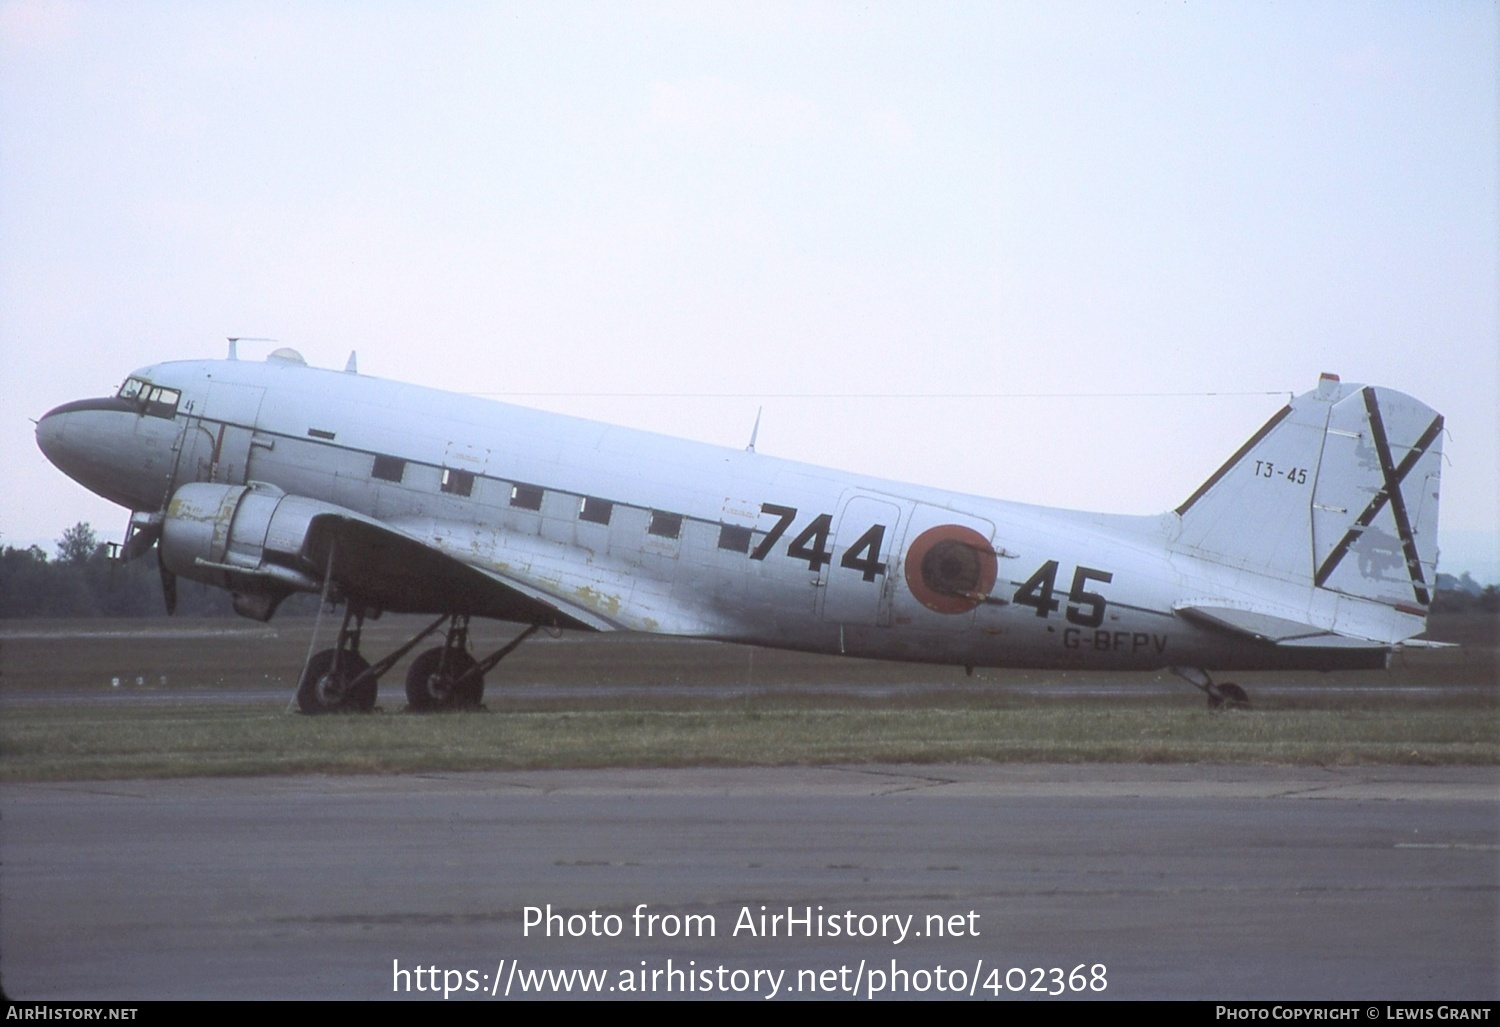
4,700,1495,781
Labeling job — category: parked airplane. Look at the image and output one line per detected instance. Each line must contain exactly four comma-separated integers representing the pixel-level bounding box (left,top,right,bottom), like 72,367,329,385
35,344,1446,712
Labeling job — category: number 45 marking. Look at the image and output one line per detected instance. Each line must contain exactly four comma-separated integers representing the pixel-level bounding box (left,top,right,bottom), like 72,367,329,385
1013,561,1114,628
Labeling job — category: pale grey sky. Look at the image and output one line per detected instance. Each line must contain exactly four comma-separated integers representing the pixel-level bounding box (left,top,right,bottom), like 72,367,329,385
3,1,1496,579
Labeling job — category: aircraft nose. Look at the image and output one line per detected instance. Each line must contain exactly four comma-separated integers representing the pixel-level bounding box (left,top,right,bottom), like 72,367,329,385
35,404,71,469
34,396,176,512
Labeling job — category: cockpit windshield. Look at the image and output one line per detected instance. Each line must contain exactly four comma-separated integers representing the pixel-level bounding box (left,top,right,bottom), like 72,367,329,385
116,377,180,419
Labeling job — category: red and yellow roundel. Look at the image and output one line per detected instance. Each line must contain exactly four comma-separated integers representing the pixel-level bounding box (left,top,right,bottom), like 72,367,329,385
903,524,999,614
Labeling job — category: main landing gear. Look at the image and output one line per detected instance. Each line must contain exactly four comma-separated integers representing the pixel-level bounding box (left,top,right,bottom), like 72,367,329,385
1169,667,1251,711
295,608,540,715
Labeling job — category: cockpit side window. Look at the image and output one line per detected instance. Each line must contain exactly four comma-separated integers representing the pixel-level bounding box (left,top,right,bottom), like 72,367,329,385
143,386,180,418
117,378,180,418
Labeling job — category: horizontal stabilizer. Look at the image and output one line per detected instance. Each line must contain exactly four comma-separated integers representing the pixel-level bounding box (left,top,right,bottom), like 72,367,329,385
1175,602,1387,650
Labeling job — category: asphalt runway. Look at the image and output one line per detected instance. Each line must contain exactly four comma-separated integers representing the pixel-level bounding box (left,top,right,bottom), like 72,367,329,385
2,764,1495,1001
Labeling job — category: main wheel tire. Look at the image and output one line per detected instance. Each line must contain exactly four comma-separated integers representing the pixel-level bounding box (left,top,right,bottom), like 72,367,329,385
405,647,483,711
297,649,374,714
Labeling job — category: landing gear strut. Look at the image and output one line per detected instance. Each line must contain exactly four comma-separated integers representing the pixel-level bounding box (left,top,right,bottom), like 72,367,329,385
294,607,542,715
1169,666,1251,711
297,605,378,714
405,618,541,713
406,615,482,711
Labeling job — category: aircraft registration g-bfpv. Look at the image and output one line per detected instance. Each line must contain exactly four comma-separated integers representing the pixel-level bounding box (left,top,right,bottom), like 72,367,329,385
35,343,1447,712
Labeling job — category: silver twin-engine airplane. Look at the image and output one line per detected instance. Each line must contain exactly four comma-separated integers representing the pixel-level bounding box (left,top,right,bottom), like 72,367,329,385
35,344,1446,713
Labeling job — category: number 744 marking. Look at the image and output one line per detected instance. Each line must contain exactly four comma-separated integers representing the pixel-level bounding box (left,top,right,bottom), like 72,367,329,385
749,504,888,581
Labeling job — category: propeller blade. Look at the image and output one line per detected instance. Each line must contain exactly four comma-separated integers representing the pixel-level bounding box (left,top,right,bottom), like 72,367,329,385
159,558,177,615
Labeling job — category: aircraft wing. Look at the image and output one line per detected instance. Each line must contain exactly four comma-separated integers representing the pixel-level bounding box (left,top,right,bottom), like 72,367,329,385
302,513,611,631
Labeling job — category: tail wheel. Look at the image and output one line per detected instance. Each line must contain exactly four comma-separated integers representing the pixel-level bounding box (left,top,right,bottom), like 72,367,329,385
1208,682,1251,711
405,647,483,711
297,649,374,714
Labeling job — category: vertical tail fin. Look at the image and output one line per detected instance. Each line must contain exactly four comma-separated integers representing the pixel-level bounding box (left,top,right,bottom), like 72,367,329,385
1174,374,1444,617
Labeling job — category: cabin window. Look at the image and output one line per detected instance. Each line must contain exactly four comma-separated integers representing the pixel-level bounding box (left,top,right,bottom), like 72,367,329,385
579,497,613,525
511,483,543,510
441,468,475,497
717,524,752,553
648,511,683,539
371,455,406,483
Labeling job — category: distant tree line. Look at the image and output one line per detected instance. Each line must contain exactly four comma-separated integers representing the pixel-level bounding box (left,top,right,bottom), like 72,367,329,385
1,522,1496,619
1432,572,1500,614
0,523,317,618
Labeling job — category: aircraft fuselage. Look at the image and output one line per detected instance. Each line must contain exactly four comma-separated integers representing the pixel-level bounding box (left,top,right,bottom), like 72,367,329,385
38,354,1441,677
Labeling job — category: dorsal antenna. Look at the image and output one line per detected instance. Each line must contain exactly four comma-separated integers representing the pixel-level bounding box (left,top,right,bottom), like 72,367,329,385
227,336,277,361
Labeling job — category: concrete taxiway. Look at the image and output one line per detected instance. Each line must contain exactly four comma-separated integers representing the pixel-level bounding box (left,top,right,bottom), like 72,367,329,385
2,764,1496,1000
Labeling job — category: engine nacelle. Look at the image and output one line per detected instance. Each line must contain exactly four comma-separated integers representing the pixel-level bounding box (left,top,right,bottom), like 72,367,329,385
160,482,342,618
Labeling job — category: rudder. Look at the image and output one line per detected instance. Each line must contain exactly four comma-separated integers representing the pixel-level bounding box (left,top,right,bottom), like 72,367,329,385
1310,383,1444,611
